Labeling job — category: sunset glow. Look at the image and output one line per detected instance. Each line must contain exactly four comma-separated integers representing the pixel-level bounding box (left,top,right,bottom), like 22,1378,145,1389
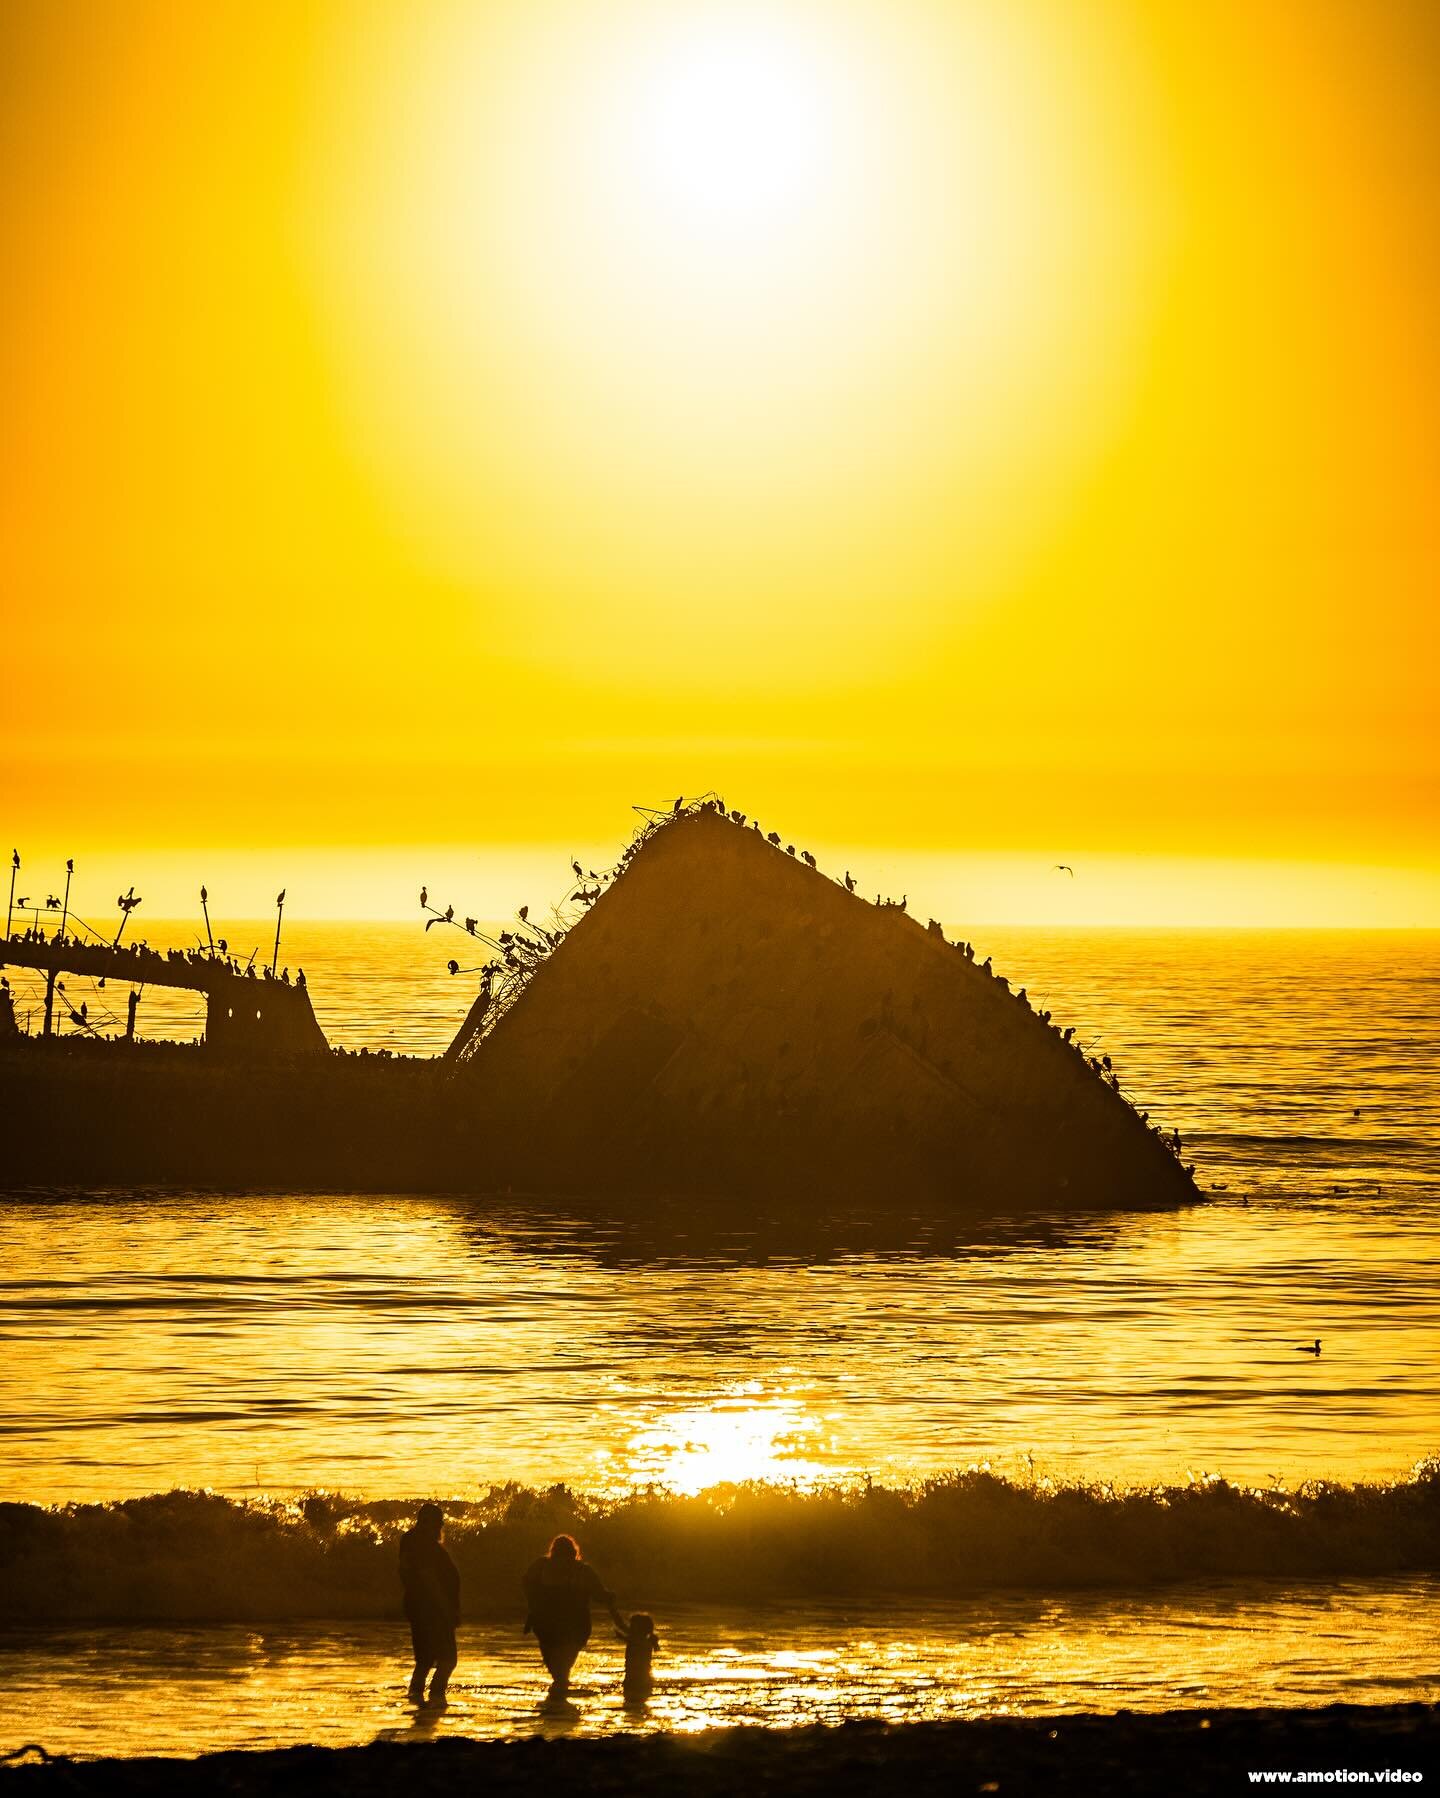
3,1,1437,922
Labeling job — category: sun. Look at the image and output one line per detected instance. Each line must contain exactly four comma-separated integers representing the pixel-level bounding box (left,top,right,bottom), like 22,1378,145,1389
593,9,860,284
309,1,1169,694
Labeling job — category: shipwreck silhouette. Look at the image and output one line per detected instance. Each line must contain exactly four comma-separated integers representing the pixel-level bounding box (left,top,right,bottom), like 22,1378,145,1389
0,798,1197,1210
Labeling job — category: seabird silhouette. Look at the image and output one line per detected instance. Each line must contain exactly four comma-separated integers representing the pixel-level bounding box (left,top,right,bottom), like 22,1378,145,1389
1292,1339,1321,1356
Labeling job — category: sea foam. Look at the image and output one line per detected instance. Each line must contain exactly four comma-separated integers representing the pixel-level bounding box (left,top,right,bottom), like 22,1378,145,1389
1,1462,1436,1623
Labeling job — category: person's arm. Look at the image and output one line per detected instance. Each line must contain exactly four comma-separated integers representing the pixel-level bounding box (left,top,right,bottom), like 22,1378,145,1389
588,1567,626,1632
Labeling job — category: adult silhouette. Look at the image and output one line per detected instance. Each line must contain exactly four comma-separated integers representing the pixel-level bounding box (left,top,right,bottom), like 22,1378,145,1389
522,1533,623,1700
398,1502,460,1708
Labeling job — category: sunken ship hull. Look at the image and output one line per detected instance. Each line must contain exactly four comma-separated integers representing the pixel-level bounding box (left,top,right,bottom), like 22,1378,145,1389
452,806,1195,1210
1,804,1197,1210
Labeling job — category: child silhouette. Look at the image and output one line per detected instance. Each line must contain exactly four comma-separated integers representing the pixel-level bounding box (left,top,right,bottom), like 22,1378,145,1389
617,1611,660,1700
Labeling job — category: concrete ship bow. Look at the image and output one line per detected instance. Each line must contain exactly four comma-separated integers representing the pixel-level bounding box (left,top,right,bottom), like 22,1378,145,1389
454,805,1197,1211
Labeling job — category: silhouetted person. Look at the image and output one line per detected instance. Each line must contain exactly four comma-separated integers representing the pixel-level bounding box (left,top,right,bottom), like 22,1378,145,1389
399,1502,459,1708
617,1611,660,1702
522,1533,623,1700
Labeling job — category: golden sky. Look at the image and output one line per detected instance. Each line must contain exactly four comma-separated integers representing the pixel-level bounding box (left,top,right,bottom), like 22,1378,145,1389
3,0,1437,922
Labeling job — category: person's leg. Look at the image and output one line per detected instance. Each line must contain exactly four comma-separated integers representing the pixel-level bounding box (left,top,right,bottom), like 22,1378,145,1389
554,1632,586,1695
427,1627,457,1706
407,1618,430,1702
536,1632,563,1690
536,1632,581,1696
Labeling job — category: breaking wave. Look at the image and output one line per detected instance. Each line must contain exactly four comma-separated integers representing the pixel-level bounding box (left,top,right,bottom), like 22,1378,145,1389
2,1463,1436,1623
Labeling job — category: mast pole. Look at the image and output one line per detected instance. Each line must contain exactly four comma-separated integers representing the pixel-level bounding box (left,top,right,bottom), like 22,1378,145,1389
201,885,214,953
60,859,73,940
271,889,285,976
6,850,16,938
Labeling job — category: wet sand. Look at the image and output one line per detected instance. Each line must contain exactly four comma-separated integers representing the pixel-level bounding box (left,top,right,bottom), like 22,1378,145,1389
1,1705,1436,1794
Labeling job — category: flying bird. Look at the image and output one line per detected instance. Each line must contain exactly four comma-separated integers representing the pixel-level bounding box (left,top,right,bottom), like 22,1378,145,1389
1054,864,1075,876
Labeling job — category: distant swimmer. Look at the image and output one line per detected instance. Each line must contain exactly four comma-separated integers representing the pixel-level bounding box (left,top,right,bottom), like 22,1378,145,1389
1292,1340,1322,1356
1054,864,1075,876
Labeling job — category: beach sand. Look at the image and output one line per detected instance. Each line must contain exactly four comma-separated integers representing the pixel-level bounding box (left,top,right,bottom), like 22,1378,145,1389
2,1705,1435,1795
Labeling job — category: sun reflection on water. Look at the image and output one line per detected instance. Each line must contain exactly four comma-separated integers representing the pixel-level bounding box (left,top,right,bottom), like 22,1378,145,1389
599,1381,837,1492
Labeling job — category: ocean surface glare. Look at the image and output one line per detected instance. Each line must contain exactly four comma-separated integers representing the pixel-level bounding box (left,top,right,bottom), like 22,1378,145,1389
1,926,1435,1502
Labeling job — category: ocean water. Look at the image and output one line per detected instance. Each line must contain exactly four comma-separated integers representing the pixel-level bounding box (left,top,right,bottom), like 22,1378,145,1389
1,925,1437,1753
5,1579,1437,1759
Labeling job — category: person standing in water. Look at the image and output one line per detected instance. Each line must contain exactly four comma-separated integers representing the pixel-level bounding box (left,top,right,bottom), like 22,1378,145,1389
399,1502,460,1708
522,1533,624,1700
616,1610,661,1703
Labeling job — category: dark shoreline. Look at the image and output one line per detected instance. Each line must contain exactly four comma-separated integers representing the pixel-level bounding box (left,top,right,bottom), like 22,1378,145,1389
1,1706,1436,1795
